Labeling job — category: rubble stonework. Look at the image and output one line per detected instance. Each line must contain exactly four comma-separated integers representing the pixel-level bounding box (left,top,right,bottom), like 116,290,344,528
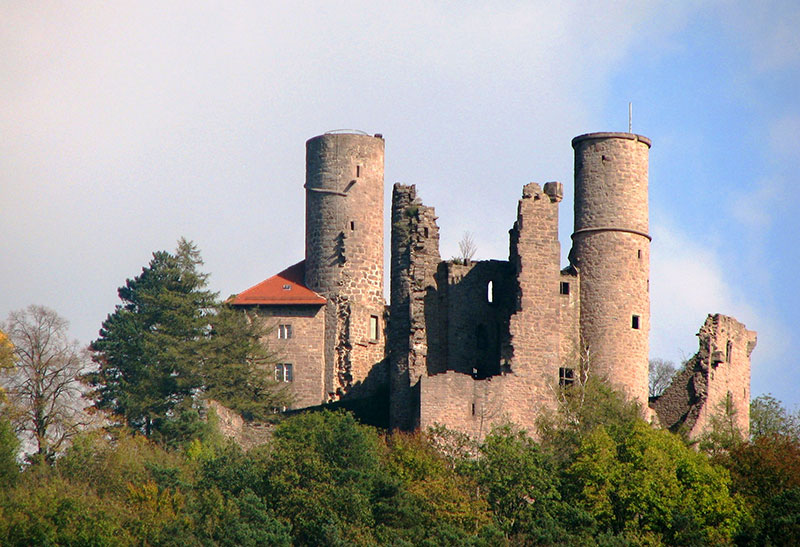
231,130,756,442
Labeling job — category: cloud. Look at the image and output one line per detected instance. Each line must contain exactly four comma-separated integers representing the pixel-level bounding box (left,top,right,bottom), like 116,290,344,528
649,221,788,387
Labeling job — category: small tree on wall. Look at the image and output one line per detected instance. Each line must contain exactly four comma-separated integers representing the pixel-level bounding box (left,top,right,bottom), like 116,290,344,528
456,231,477,263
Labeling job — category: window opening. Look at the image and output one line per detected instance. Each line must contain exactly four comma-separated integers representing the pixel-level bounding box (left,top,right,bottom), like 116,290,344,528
471,403,476,416
356,165,361,177
282,284,291,290
559,367,575,387
369,315,379,341
487,281,494,303
560,281,570,295
726,340,732,363
637,249,642,259
278,324,293,339
632,315,640,329
423,227,429,238
275,363,293,382
350,221,355,231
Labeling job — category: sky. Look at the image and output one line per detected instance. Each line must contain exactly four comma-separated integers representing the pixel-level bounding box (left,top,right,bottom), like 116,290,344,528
2,2,798,408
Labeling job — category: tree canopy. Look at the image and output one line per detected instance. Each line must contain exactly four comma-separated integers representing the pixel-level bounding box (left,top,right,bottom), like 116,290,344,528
85,239,288,444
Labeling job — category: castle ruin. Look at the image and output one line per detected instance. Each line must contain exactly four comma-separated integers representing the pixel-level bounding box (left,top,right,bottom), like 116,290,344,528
231,130,756,440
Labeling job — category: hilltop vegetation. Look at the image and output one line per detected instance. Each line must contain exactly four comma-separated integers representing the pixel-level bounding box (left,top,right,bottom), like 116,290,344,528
1,383,799,546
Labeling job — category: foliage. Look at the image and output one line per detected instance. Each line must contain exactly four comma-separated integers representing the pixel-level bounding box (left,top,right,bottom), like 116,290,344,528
697,392,746,456
750,393,800,440
86,239,288,444
722,434,800,544
648,358,677,398
0,413,20,486
565,421,745,545
1,305,91,462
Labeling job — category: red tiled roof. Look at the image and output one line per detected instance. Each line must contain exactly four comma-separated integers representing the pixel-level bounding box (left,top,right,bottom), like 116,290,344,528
230,260,326,306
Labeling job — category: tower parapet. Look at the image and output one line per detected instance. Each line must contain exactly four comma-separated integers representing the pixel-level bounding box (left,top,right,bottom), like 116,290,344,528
571,132,651,405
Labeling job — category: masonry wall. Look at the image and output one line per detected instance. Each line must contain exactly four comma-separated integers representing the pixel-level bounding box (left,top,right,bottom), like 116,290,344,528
389,184,442,430
653,314,756,440
254,305,326,409
304,133,386,399
571,133,651,406
502,182,567,427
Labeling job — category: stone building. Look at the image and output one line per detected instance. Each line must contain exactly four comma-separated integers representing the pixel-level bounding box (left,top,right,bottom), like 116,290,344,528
232,130,756,440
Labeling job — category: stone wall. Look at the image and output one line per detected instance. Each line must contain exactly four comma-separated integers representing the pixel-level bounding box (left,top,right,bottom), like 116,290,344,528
389,184,442,430
571,133,651,406
304,133,386,399
255,305,326,409
653,314,756,440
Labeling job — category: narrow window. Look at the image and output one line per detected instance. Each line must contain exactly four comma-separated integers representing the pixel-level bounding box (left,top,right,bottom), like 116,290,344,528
487,281,494,303
369,315,379,341
350,221,355,231
275,363,293,382
423,227,429,238
632,315,640,329
637,249,642,259
559,367,575,387
356,165,361,177
726,340,733,363
278,324,292,339
560,281,570,295
471,403,476,416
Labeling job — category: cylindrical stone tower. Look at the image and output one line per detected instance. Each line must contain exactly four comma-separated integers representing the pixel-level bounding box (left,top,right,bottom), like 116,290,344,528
571,132,651,405
305,131,385,399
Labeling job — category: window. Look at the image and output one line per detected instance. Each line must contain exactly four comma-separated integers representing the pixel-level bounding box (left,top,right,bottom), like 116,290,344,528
560,281,570,295
637,249,642,259
356,165,361,177
487,281,494,303
423,227,429,238
471,402,476,416
282,284,291,290
559,367,575,387
631,315,640,329
369,315,379,341
350,221,355,231
278,324,292,339
726,340,733,363
275,363,293,382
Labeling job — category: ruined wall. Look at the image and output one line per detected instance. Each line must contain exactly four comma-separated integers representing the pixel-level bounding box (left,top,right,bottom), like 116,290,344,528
419,371,511,440
571,132,651,406
653,314,756,440
389,184,442,430
502,182,566,426
440,260,515,377
304,133,386,399
255,305,326,409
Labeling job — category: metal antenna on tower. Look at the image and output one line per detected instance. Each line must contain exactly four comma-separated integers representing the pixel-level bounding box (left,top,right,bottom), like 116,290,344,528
628,102,633,133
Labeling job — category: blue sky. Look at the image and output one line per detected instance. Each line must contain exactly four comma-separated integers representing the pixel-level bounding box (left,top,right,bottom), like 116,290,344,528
2,2,798,407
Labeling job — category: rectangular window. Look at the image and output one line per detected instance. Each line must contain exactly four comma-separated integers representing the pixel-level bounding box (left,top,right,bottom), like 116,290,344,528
369,315,379,341
632,315,640,329
275,363,293,382
559,367,575,387
560,281,570,295
278,324,293,339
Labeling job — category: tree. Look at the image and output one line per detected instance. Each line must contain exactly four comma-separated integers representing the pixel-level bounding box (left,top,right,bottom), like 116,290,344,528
0,306,90,463
456,231,477,263
750,394,799,440
648,357,677,398
86,239,288,443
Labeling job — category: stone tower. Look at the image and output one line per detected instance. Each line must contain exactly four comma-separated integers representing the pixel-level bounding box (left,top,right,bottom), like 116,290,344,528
304,131,386,399
571,132,651,405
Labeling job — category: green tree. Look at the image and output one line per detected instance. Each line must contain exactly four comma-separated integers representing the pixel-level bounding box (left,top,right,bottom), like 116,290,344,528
86,239,287,443
750,394,799,440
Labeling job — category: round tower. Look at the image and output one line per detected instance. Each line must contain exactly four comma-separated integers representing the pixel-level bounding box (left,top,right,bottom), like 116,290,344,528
571,132,651,405
304,131,385,398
